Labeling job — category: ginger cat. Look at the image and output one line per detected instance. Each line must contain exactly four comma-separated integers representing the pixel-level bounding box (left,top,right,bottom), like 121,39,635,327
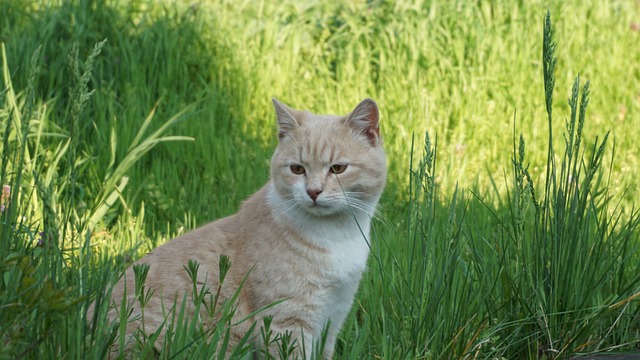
105,98,387,358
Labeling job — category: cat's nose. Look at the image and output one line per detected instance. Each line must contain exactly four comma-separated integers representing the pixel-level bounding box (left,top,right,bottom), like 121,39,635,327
306,188,323,202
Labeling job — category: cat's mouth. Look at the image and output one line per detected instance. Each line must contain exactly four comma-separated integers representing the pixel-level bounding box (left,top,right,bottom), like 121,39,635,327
302,201,339,216
301,200,331,213
308,202,327,209
291,193,337,216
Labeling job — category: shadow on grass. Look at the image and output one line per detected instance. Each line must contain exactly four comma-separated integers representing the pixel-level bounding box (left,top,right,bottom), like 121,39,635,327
1,0,268,235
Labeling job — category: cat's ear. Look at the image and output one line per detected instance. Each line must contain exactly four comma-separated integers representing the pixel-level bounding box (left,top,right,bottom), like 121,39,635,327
346,98,380,146
272,98,299,140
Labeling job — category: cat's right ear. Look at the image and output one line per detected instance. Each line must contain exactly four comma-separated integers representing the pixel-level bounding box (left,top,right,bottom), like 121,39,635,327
346,98,380,146
272,98,299,140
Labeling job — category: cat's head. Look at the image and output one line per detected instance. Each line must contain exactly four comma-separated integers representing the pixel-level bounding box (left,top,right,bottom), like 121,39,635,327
270,98,387,218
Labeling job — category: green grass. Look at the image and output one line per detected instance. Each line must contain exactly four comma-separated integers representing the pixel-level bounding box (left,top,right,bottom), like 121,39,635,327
1,0,639,358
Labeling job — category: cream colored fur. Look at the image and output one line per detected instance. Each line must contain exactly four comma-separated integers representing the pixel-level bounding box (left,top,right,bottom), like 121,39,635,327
105,98,387,358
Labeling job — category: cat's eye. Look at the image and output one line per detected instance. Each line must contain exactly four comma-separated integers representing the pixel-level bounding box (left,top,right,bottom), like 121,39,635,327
290,164,306,175
329,164,348,174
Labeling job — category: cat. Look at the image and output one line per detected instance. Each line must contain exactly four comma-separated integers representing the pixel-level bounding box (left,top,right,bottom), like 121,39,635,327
102,98,387,358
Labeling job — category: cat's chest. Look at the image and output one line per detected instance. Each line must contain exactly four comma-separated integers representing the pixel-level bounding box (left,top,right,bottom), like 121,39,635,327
263,218,371,334
301,221,370,279
311,232,369,332
325,235,369,280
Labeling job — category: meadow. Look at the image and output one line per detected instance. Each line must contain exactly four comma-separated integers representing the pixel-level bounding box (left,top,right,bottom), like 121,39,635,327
1,0,639,358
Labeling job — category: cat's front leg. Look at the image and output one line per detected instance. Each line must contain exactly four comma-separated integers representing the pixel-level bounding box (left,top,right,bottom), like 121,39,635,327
295,329,334,360
259,322,317,360
296,330,316,360
321,336,335,360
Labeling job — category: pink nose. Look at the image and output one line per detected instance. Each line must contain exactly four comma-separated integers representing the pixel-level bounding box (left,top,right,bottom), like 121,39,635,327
307,188,323,201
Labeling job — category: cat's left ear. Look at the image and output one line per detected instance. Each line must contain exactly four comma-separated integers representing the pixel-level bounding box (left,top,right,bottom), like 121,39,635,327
346,98,380,146
272,98,300,140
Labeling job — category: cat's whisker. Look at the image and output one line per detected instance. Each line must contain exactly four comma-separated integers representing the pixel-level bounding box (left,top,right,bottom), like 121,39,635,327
344,198,387,223
336,197,377,217
338,192,377,210
269,197,298,218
